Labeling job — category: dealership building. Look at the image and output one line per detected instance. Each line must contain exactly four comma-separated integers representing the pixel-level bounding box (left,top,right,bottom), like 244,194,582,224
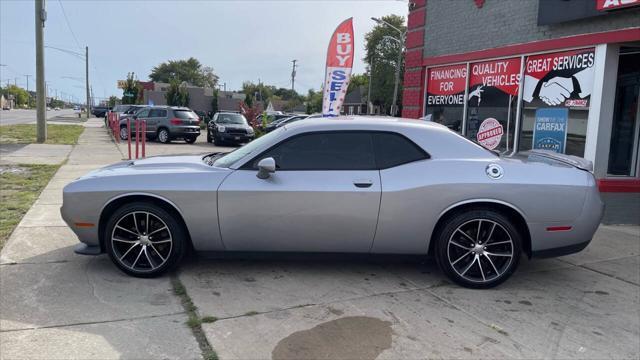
401,0,640,192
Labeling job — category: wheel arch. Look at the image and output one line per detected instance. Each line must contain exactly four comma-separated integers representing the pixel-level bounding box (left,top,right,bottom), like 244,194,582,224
98,193,193,253
429,199,532,258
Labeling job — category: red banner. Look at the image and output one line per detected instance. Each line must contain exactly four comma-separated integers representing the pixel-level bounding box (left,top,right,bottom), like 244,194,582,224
322,18,354,116
469,57,521,96
426,64,467,106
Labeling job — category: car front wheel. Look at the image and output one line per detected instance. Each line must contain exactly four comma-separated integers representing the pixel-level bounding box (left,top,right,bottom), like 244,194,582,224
157,128,170,144
435,209,521,288
104,202,186,278
185,136,197,144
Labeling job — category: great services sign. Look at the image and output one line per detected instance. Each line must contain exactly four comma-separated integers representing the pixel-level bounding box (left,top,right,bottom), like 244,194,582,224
322,18,354,117
597,0,640,11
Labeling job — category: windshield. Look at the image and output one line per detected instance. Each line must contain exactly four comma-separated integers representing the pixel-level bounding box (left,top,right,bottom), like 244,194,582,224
216,113,247,124
212,127,284,168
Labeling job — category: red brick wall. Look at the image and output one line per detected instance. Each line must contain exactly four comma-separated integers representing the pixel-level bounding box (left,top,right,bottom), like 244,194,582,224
401,1,427,118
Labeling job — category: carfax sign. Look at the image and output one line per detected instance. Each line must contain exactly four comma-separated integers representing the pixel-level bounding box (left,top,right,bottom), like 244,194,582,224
533,108,569,153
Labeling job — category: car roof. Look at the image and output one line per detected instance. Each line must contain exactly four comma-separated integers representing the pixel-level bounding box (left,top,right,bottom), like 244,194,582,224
284,115,450,132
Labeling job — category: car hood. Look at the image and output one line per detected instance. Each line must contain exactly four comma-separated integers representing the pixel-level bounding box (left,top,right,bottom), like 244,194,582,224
78,154,228,179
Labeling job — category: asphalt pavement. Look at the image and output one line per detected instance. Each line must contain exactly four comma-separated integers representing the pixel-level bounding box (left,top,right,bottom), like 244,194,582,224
0,108,77,126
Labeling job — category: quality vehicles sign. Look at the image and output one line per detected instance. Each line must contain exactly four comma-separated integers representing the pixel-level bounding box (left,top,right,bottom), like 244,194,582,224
322,18,354,117
467,57,521,151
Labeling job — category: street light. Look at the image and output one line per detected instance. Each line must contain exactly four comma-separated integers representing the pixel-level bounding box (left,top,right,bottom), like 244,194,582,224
371,17,406,116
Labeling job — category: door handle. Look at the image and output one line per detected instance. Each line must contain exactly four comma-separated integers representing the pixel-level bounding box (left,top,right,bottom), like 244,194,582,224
353,179,373,188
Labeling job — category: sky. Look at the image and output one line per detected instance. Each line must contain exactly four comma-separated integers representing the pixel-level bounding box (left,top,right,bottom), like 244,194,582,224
0,0,407,104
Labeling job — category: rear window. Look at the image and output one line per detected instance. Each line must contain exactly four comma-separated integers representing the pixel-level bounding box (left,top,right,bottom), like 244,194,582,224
372,132,429,169
174,110,197,119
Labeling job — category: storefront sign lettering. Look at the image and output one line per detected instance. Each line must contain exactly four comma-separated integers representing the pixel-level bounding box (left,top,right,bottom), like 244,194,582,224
597,0,640,11
426,64,467,106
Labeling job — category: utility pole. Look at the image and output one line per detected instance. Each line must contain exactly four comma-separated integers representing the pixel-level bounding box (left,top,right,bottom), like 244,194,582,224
35,0,47,142
25,74,31,93
291,60,297,92
85,46,90,117
367,55,373,115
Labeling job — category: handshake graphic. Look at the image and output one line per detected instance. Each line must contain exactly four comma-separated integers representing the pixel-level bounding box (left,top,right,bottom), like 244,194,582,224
523,67,594,107
539,76,574,106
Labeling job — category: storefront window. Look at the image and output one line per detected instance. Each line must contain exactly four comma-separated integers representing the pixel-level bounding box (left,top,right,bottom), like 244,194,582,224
466,58,521,153
518,48,595,156
424,64,466,132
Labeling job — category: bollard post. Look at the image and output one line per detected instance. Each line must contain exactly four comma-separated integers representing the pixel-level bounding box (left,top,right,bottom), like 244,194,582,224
135,119,140,159
141,120,146,158
127,118,132,160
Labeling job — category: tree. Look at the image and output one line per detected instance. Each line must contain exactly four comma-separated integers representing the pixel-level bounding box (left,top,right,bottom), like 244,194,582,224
165,80,190,107
149,57,218,88
0,85,29,107
364,14,406,115
347,73,369,94
242,81,274,105
107,95,119,107
211,90,219,114
305,89,322,114
122,72,142,105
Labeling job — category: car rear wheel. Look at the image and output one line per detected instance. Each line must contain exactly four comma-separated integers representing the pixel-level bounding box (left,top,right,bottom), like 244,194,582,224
435,209,521,288
185,136,197,144
157,128,170,144
104,202,186,278
206,132,212,143
119,126,128,140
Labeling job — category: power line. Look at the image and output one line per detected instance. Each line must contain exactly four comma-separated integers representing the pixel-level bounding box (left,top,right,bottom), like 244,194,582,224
57,0,83,51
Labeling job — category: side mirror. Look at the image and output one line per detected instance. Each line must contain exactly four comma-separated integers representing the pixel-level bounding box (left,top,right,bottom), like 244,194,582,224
256,157,276,179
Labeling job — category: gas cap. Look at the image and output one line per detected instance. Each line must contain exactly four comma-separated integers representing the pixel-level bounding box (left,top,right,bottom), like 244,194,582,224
486,164,504,179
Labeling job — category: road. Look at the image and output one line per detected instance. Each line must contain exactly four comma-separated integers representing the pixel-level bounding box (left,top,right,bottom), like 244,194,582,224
0,109,78,126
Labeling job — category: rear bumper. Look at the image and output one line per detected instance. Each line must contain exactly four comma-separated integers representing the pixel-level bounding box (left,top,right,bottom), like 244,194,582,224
530,180,605,258
170,127,201,138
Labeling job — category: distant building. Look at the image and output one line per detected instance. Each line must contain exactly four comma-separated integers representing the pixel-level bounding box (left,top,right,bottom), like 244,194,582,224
340,86,380,116
1,94,15,109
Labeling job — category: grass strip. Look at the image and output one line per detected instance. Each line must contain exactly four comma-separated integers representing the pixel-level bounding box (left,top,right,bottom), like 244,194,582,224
0,124,84,144
0,164,61,250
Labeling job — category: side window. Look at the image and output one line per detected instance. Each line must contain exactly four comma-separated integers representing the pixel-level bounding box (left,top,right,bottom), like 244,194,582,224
149,109,166,118
251,132,376,170
158,110,167,118
372,132,429,169
136,108,150,118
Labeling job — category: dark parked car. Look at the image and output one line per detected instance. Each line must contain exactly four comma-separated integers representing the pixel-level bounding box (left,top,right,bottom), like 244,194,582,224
207,112,255,145
265,115,309,132
119,106,200,143
91,106,109,118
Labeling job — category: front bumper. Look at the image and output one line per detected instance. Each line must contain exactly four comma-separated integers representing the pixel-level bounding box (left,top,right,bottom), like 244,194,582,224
216,132,255,142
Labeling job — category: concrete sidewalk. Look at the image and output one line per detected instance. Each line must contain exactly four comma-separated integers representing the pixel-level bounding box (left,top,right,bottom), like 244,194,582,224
0,119,199,359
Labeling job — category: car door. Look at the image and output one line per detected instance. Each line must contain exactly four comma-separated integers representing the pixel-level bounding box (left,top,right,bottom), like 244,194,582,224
217,131,382,253
131,108,150,133
146,108,164,134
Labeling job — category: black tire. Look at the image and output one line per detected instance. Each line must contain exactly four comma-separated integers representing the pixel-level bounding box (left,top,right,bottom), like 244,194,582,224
104,201,186,278
119,126,128,141
185,136,197,144
157,128,171,144
206,131,212,143
434,208,522,289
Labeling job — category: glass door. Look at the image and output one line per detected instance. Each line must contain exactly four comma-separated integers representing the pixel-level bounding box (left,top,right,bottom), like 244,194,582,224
608,51,640,177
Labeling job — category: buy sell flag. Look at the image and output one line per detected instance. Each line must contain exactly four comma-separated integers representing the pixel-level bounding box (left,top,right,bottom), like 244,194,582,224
322,18,354,117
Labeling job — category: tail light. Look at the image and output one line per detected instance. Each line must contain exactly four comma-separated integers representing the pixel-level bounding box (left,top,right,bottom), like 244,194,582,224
170,118,183,125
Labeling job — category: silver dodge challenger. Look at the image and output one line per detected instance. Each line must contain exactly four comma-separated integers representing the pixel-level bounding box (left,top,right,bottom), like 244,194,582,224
61,117,604,288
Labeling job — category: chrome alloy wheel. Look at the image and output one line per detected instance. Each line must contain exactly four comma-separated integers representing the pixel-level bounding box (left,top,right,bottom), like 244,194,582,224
110,211,173,273
120,127,128,140
158,129,169,143
447,219,514,284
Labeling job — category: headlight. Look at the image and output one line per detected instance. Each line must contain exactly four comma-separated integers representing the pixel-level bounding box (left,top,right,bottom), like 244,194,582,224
217,126,226,132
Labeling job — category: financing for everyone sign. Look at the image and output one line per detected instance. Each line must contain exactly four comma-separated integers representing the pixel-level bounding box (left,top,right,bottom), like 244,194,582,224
426,64,467,107
533,108,569,153
322,18,354,117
